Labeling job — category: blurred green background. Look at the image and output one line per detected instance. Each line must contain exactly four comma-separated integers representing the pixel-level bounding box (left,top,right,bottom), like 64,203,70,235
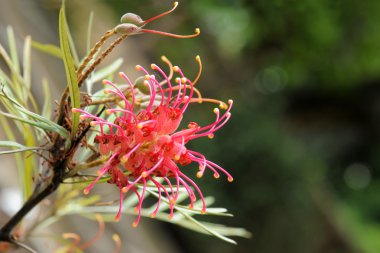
4,0,380,252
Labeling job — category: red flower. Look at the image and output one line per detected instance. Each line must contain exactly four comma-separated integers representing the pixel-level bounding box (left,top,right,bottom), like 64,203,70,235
73,58,233,226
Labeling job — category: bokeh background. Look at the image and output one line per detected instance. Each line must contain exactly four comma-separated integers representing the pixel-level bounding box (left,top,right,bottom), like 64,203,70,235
2,0,380,252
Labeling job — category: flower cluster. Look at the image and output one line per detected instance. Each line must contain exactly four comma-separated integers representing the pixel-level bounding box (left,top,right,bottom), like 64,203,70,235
73,57,233,226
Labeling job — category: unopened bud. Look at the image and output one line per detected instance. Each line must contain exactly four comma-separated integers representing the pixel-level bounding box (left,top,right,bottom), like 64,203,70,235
115,23,141,35
135,76,150,94
120,13,144,26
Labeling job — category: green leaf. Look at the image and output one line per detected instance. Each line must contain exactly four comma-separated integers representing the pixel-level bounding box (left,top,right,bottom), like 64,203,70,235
42,78,52,118
0,140,45,155
23,36,32,92
88,58,123,84
0,38,39,113
0,89,69,139
31,40,62,59
0,110,68,139
59,4,80,136
86,12,94,53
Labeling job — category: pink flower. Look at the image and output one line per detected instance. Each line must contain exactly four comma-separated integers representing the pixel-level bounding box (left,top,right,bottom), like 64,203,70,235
73,58,233,226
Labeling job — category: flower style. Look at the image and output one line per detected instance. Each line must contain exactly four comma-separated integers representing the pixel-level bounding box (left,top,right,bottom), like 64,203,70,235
73,57,233,226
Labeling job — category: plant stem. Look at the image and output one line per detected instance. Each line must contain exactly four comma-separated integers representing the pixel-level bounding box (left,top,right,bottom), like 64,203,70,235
0,160,66,242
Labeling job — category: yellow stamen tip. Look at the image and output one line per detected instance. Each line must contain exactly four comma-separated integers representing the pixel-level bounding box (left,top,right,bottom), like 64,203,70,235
228,176,234,182
83,189,90,195
79,115,86,120
174,155,180,160
121,156,128,163
173,1,179,7
150,213,156,218
135,65,142,70
170,198,176,205
150,63,156,69
102,80,107,85
118,72,123,77
213,108,219,114
105,109,112,115
122,187,128,193
201,209,206,214
208,134,214,139
173,66,179,72
196,171,203,178
228,99,233,105
161,55,168,61
168,214,173,220
132,222,138,228
142,172,148,178
213,173,220,179
195,28,201,34
137,123,143,129
181,77,187,84
195,55,200,61
90,122,96,126
112,234,120,242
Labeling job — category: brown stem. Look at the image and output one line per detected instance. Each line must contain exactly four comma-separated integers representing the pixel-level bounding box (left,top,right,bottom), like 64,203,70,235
77,33,128,87
77,29,116,76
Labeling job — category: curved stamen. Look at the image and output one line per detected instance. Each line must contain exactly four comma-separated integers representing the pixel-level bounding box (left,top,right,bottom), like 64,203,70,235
141,2,179,26
149,177,163,218
179,172,206,213
112,234,122,253
151,63,173,106
178,177,196,209
159,56,174,86
106,108,137,123
119,72,136,111
174,136,185,161
79,214,105,250
190,112,231,140
103,80,133,112
140,28,200,39
188,98,228,109
193,55,202,86
115,184,124,222
172,77,183,108
132,177,146,227
192,99,233,134
149,77,165,106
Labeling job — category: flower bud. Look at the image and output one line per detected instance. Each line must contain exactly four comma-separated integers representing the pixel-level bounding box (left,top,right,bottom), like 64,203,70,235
115,23,141,35
120,13,144,26
135,76,150,94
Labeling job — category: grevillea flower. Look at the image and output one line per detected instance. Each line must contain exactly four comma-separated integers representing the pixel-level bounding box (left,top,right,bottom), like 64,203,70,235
73,57,233,226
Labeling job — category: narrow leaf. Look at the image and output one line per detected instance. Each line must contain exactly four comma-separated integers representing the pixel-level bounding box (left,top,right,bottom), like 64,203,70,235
86,12,94,53
0,110,68,138
23,36,32,91
59,4,80,136
31,40,62,59
0,140,44,155
88,58,123,84
42,78,52,118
